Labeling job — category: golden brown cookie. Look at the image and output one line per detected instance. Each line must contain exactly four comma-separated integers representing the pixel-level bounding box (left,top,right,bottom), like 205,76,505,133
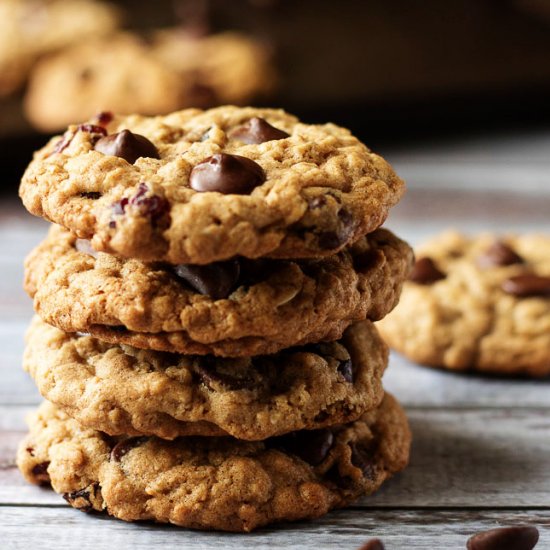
17,393,411,532
25,225,412,356
378,231,550,376
19,106,405,264
24,316,388,440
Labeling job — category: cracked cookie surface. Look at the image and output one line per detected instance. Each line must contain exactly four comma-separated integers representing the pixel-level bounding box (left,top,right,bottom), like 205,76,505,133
24,316,387,440
25,225,412,356
19,106,405,264
378,231,550,376
17,393,410,532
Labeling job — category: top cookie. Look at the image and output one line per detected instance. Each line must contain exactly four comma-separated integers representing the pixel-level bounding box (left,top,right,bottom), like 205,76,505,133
378,231,550,377
19,106,405,265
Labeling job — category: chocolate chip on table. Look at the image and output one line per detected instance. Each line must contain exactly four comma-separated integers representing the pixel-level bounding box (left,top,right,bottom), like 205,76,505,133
409,257,446,284
75,239,98,258
94,129,160,164
357,539,385,550
194,361,256,391
467,525,539,550
189,153,265,194
231,117,289,144
501,275,550,297
273,429,334,466
173,260,241,299
110,437,148,462
318,209,355,250
477,240,524,268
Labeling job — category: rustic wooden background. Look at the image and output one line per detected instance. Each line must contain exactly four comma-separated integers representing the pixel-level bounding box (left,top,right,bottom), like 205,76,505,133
1,129,549,548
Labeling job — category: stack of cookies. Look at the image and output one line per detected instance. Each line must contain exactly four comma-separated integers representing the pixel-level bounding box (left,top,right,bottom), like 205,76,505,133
17,106,413,531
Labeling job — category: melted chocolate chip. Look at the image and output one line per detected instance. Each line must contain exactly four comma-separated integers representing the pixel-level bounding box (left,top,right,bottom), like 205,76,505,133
501,274,550,297
94,129,159,164
110,437,148,462
75,239,98,258
189,153,265,194
318,209,355,250
478,241,524,268
231,117,289,144
467,526,539,550
409,257,446,284
31,461,50,484
273,429,334,466
194,360,256,391
358,539,385,550
337,359,353,383
63,483,100,513
350,442,376,480
173,260,240,299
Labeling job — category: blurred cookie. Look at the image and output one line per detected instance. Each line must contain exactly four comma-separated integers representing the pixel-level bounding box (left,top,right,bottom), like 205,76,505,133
0,0,120,97
378,231,550,376
17,393,410,532
24,29,275,131
25,225,412,356
20,106,405,264
24,316,388,440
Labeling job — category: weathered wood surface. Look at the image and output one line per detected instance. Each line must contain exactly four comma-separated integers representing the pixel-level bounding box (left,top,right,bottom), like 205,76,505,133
1,128,550,549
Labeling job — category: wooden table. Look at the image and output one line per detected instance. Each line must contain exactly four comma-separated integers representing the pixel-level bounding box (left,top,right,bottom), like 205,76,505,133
1,133,550,548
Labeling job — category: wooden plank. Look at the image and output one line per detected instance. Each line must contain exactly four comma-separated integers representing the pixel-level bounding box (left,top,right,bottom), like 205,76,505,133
2,407,550,508
0,507,548,549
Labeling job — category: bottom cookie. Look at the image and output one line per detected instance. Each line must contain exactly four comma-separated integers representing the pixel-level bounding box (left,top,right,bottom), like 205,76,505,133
17,393,410,532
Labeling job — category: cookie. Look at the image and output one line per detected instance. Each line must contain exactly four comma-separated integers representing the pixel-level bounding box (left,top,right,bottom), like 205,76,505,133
19,106,405,265
378,231,550,376
17,393,410,532
0,0,120,97
24,316,388,440
25,225,412,356
24,30,275,132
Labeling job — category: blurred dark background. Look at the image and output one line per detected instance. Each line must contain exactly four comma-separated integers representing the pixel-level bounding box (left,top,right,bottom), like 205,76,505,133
3,0,550,186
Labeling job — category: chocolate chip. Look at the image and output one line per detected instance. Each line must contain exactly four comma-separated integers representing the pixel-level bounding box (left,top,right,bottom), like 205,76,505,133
110,437,148,462
173,260,240,299
79,191,101,200
337,359,353,383
478,241,524,268
63,483,100,513
409,257,446,284
189,153,265,194
357,539,385,550
94,130,159,164
75,239,98,258
350,442,376,480
318,209,355,250
353,250,380,272
194,360,256,391
501,274,550,297
231,117,289,144
31,461,50,484
273,429,334,466
467,526,539,550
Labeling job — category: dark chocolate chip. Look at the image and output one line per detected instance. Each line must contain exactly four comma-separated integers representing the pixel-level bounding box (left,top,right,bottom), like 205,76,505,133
79,191,101,200
189,153,265,194
231,117,289,144
337,358,353,383
31,461,50,484
273,428,334,466
94,111,113,125
409,257,446,284
353,250,380,272
63,483,100,513
350,442,376,480
173,260,241,299
194,360,256,391
318,209,355,250
94,129,159,164
75,239,98,258
357,539,385,550
502,274,550,297
110,437,148,462
478,241,524,268
467,525,539,550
